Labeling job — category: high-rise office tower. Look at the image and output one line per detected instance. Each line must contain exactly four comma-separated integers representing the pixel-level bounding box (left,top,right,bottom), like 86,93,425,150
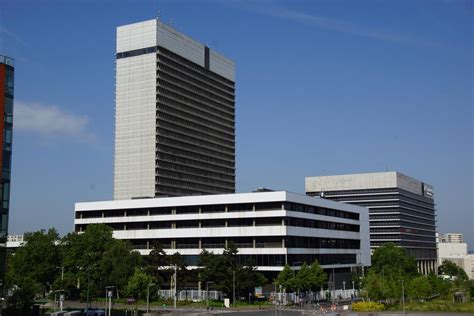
0,55,14,289
114,19,235,199
306,172,437,274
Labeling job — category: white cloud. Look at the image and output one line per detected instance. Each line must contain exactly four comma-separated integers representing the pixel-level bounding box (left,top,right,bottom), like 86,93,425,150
228,1,437,46
14,101,96,142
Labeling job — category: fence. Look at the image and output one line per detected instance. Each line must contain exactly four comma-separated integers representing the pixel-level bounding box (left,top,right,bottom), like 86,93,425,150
157,289,223,301
272,289,359,305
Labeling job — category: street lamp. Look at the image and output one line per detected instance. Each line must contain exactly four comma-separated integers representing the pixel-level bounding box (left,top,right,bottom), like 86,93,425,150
105,286,115,316
400,279,405,314
173,264,177,310
146,283,155,314
206,281,214,309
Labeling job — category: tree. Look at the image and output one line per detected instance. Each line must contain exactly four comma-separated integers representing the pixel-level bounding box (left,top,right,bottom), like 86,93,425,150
308,261,327,291
145,242,168,287
125,268,153,300
6,228,60,293
371,243,418,277
293,262,311,292
438,260,468,280
408,275,432,299
362,269,388,301
100,239,143,295
197,244,266,302
362,243,419,301
276,264,295,292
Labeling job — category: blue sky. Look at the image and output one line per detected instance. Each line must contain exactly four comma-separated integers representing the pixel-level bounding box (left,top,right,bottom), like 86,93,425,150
1,0,472,247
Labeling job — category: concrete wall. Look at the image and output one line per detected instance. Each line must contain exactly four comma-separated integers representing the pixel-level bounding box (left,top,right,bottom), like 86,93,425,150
306,171,429,197
114,53,156,200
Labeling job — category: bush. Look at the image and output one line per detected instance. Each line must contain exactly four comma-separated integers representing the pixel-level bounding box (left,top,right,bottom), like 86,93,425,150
352,301,385,312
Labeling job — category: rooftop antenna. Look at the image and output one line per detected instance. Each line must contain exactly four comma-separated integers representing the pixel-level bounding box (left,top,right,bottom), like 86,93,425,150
156,10,161,21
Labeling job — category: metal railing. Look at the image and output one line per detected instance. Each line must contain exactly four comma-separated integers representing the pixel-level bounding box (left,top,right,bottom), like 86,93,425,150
157,289,223,301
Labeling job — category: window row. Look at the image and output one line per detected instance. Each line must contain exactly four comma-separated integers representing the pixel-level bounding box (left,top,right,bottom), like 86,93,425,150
157,135,235,162
157,160,234,182
157,152,234,176
157,144,234,168
157,83,234,121
158,48,235,89
157,110,234,142
158,70,234,107
157,101,234,134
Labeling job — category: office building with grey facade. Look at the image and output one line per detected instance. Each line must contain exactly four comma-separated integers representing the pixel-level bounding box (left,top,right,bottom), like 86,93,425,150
114,19,235,199
305,172,437,274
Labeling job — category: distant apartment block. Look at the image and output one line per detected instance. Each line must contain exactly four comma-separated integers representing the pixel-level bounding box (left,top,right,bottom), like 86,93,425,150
305,171,437,274
0,55,14,288
114,19,235,199
75,191,370,284
439,233,463,243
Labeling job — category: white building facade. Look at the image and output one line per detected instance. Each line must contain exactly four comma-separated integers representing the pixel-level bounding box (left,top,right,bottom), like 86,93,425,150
75,191,370,283
437,234,473,279
115,19,236,199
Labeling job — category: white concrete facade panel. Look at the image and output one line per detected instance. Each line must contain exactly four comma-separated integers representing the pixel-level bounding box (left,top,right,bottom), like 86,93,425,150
114,53,156,199
209,50,235,82
156,21,205,68
306,171,427,196
117,20,157,52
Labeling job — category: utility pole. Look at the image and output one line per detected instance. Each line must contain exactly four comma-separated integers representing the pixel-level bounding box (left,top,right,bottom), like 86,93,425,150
401,279,405,314
173,264,177,309
233,270,235,307
146,283,155,314
86,268,90,312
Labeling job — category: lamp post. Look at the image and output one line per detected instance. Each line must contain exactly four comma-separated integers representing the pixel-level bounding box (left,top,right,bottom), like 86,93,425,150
105,286,115,316
206,281,213,309
173,264,177,309
146,283,155,314
86,268,91,312
232,270,235,307
401,279,405,314
331,266,336,305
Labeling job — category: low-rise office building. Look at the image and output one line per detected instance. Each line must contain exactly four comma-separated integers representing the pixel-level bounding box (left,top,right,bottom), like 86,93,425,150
75,191,370,285
306,172,437,274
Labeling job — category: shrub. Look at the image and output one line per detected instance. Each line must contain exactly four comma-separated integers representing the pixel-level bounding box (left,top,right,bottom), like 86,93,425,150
352,301,385,312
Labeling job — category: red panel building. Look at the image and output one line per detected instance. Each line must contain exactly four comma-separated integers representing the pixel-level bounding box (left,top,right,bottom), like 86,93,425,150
0,55,14,290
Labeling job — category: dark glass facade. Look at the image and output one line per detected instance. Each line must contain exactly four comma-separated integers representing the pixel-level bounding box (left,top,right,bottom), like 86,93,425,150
155,47,235,196
0,55,14,289
307,186,437,273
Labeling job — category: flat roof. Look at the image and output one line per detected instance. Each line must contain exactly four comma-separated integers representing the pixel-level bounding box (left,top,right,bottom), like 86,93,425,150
75,191,368,215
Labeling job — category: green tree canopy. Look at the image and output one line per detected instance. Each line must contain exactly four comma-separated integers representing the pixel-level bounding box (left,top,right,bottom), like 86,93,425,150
198,243,266,301
125,268,153,300
438,260,468,280
362,243,419,301
6,228,60,291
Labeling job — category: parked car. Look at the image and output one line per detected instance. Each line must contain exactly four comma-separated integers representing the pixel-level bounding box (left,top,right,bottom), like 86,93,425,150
84,308,105,316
